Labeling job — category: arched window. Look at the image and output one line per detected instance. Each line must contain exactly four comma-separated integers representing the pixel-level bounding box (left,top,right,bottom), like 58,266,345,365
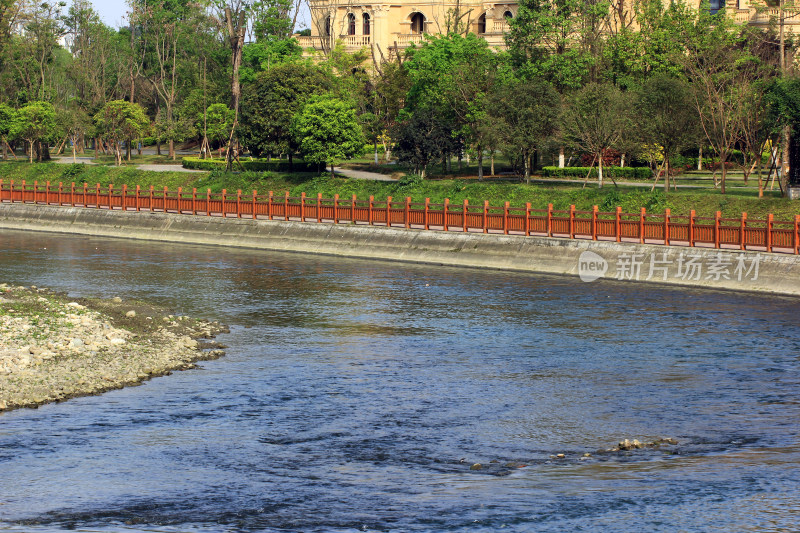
503,10,513,19
709,0,724,14
410,12,425,34
477,13,486,34
363,13,370,35
324,16,331,36
347,13,356,35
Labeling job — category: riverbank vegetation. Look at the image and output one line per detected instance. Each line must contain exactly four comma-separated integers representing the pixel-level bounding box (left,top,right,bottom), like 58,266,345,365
1,161,797,220
1,0,800,201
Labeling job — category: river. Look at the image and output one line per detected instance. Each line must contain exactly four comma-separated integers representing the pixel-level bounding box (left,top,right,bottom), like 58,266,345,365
1,229,799,532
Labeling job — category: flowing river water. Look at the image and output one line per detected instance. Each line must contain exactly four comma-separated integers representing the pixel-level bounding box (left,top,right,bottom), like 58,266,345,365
1,229,799,532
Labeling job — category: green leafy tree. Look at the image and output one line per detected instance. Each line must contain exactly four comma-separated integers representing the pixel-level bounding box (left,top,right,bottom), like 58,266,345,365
201,103,234,157
291,94,365,177
506,0,609,91
560,83,632,188
0,102,15,159
93,100,150,166
492,77,560,183
57,103,92,163
635,74,700,191
11,101,57,162
240,39,302,83
393,108,455,178
239,62,332,167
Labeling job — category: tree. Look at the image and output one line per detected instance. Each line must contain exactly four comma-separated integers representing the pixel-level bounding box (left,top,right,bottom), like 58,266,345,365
291,94,365,177
492,77,560,183
93,100,150,166
635,74,700,191
0,103,16,159
678,4,766,194
11,101,57,162
57,103,92,163
507,0,608,91
393,107,455,178
560,83,632,188
201,103,234,157
239,62,332,166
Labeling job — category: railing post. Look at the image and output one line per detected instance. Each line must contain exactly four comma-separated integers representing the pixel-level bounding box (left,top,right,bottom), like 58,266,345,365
150,185,154,212
525,203,531,236
236,189,242,218
639,207,646,244
206,189,211,216
59,182,64,206
615,206,621,242
21,180,25,203
714,211,721,249
405,197,411,229
444,198,450,231
369,195,374,225
352,194,357,223
547,203,553,237
268,190,273,220
136,185,141,212
316,193,322,223
689,210,695,247
300,192,306,222
483,200,489,233
334,193,340,224
285,191,290,221
592,205,598,240
795,215,799,255
252,190,257,220
463,199,469,233
45,181,49,205
569,205,575,239
504,201,510,235
83,182,87,207
108,184,113,209
740,212,747,250
424,198,430,230
8,180,12,204
163,186,168,213
664,208,670,246
177,187,183,214
34,180,38,204
192,188,197,215
222,189,227,218
96,183,101,208
122,184,128,211
766,213,773,253
386,196,392,228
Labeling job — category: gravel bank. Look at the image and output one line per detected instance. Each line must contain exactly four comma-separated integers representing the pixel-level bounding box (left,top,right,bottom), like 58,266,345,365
0,284,228,412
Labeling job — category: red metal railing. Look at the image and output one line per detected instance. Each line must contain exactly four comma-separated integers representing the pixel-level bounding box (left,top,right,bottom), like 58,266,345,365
1,179,798,254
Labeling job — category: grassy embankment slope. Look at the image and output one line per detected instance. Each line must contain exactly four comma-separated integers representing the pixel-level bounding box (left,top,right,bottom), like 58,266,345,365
1,159,798,221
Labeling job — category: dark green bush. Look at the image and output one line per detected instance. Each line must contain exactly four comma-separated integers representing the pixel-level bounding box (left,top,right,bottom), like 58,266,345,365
182,157,318,173
541,166,652,180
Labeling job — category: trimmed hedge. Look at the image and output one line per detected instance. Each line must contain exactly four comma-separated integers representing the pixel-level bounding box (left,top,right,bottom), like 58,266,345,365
182,157,318,172
541,166,652,180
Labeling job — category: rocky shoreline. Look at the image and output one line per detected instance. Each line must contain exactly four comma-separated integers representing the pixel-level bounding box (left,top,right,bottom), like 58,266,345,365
0,283,228,412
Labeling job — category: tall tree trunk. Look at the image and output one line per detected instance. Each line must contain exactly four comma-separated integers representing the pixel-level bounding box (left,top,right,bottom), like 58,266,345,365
490,153,495,176
524,151,530,185
225,7,246,172
558,146,565,168
720,152,727,194
477,149,483,180
598,153,604,188
698,147,703,170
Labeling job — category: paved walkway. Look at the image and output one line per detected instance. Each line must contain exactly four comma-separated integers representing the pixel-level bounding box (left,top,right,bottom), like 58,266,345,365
329,166,398,181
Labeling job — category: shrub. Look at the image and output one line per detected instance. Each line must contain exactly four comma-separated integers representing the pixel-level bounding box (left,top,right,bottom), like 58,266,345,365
541,166,652,180
182,157,318,173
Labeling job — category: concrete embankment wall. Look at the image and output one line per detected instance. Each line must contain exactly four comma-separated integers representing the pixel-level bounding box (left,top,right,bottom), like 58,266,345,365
1,203,798,296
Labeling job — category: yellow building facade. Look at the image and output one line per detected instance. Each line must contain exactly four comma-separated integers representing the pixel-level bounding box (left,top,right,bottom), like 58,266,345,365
296,1,797,59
